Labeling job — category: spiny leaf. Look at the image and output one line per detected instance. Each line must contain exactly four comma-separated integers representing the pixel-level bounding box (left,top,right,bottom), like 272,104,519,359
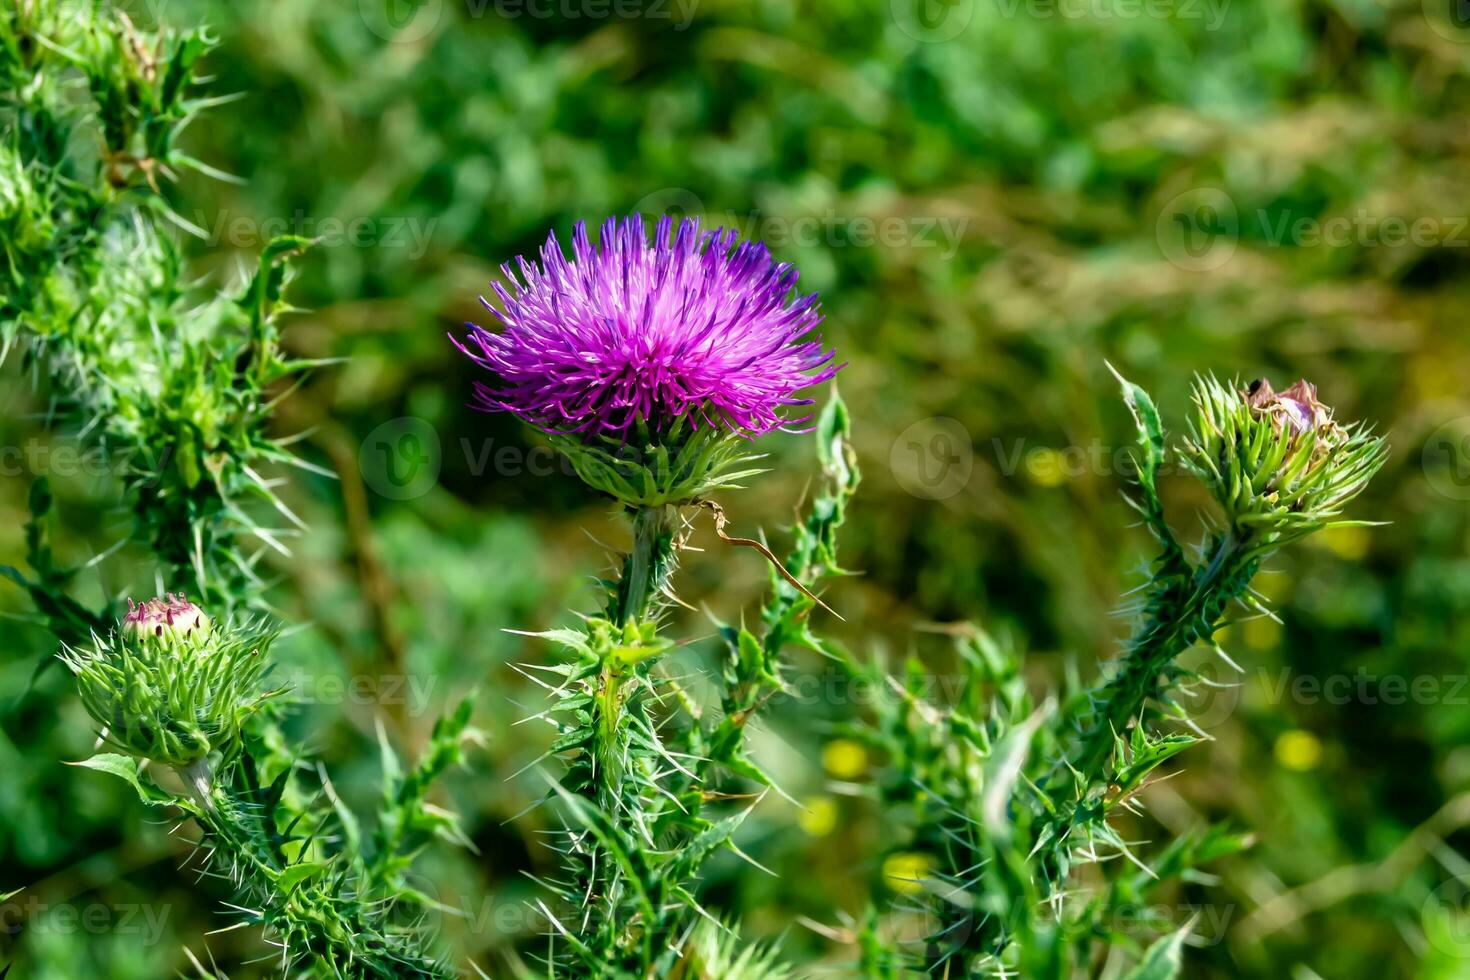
67,753,174,807
1121,921,1192,980
274,861,329,892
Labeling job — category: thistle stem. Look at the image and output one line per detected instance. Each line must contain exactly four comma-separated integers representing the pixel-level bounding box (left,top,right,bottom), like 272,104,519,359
614,504,678,624
585,505,678,801
1070,528,1256,780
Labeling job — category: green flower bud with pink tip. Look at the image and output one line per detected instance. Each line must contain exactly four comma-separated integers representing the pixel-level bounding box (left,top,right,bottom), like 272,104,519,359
1182,374,1387,550
64,594,279,768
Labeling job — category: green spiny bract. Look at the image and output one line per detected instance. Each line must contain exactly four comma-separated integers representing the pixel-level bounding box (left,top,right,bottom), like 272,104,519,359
547,416,768,508
63,594,279,768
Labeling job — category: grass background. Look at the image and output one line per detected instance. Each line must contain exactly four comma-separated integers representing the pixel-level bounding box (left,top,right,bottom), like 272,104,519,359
4,0,1470,976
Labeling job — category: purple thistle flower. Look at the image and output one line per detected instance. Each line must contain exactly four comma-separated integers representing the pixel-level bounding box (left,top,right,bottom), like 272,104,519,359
452,215,840,439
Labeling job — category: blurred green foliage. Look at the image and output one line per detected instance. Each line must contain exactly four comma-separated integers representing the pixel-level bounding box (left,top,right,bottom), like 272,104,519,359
4,0,1470,976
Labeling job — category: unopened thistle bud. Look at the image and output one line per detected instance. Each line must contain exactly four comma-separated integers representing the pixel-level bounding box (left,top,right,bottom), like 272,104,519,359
63,594,278,768
1182,374,1387,544
451,215,841,505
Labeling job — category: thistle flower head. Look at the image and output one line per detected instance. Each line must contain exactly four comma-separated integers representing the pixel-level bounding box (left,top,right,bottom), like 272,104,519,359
452,214,840,504
453,214,839,439
64,595,278,767
1182,374,1387,542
